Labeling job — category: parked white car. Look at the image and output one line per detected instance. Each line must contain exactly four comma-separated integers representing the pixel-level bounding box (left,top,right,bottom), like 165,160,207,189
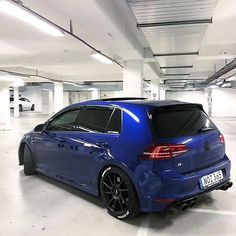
10,97,35,112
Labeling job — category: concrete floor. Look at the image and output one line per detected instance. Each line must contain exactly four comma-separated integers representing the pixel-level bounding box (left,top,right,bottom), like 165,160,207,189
0,112,236,236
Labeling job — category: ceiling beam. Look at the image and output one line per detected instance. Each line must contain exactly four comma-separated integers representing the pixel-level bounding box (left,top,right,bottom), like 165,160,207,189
164,73,190,76
154,52,199,57
138,19,212,28
203,58,236,84
160,65,193,69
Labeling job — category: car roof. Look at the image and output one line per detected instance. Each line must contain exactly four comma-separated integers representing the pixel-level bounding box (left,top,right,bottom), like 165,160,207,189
68,98,194,110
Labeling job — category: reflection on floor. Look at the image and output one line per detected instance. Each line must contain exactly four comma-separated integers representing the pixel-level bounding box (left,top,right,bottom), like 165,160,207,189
0,114,235,236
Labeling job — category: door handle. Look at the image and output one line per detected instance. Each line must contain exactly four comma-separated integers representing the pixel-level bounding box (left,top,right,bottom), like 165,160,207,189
55,137,66,143
95,142,109,148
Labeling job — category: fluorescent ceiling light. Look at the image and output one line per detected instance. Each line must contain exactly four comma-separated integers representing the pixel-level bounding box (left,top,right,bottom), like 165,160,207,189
226,76,236,82
91,51,113,64
196,55,236,61
63,82,83,87
0,0,64,37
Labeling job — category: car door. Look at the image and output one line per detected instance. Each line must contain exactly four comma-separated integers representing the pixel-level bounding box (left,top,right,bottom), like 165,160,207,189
61,106,121,186
31,109,80,174
32,106,121,189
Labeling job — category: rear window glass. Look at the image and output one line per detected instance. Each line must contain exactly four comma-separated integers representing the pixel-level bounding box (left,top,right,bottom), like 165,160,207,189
151,107,217,138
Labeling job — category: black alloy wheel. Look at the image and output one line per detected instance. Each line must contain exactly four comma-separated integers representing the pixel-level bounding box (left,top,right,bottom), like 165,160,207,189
100,166,139,220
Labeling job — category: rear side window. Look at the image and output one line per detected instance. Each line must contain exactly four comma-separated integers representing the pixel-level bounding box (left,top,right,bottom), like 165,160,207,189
151,107,217,138
77,107,113,133
106,108,121,134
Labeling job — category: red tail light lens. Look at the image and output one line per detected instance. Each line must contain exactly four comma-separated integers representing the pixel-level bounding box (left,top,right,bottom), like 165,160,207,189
219,134,225,144
142,144,188,160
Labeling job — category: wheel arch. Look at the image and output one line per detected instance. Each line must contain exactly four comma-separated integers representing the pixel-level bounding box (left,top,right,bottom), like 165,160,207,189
18,141,33,165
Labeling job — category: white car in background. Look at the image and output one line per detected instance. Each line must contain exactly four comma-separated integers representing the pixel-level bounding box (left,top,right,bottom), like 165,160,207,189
10,97,35,112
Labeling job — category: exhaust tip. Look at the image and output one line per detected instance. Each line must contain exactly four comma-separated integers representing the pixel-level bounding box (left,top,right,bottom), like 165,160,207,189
219,181,233,191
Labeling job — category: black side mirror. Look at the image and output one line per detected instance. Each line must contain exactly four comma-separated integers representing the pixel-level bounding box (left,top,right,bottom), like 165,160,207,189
34,124,45,132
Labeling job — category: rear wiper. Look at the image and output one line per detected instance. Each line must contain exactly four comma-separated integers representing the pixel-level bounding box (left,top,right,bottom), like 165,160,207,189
198,127,214,133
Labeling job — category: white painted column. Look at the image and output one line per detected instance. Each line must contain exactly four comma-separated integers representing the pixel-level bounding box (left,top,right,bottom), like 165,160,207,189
48,90,54,114
123,60,143,97
151,79,160,100
91,89,100,100
13,86,19,118
204,88,212,116
160,89,166,100
63,92,69,107
54,82,64,113
0,82,11,130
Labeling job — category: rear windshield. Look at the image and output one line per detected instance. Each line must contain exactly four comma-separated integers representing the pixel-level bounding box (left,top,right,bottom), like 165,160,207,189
151,106,217,138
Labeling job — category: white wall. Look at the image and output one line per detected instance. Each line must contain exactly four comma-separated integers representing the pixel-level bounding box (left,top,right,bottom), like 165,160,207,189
21,86,42,112
166,90,206,107
212,88,236,117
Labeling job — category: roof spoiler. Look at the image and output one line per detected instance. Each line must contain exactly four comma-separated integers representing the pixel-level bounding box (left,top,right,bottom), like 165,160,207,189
92,97,148,102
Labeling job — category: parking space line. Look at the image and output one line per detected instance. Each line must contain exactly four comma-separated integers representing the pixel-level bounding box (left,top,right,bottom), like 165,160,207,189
187,208,236,216
137,214,151,236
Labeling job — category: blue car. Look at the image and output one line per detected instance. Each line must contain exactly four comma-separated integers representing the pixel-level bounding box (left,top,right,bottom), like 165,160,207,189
18,98,232,219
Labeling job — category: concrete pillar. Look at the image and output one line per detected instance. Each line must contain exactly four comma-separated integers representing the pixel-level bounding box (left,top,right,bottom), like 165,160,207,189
91,89,100,100
204,88,212,116
0,82,11,130
63,92,69,107
123,60,143,97
151,79,160,100
160,89,166,100
48,91,54,114
54,82,64,113
13,86,19,118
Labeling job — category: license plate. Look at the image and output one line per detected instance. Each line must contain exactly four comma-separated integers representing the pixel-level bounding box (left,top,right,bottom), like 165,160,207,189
200,170,224,189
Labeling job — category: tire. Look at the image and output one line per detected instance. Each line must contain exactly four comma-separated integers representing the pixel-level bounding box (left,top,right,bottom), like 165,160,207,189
19,104,23,112
23,144,36,175
100,166,140,220
31,104,35,111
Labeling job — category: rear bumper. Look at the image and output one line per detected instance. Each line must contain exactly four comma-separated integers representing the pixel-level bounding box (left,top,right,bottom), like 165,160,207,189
136,156,231,212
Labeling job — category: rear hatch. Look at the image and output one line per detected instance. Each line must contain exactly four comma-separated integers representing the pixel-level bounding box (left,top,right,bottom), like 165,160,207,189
150,104,225,174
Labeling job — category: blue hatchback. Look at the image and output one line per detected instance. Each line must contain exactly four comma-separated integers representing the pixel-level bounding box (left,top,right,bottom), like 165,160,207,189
18,98,232,219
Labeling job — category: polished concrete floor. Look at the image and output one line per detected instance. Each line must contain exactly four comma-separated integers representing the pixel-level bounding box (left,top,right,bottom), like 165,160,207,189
0,112,235,236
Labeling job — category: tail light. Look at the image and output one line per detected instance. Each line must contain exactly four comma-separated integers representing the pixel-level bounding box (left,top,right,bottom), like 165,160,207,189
219,134,225,144
142,144,188,160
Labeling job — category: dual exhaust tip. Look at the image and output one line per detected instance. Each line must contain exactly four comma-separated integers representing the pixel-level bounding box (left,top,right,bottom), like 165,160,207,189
218,181,233,191
178,199,197,211
178,181,233,211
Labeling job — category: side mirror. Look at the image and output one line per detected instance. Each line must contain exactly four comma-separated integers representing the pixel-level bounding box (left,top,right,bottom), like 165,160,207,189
34,124,45,132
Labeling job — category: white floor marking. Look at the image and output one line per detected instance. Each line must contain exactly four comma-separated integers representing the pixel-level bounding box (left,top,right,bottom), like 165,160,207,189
187,208,236,216
137,214,151,236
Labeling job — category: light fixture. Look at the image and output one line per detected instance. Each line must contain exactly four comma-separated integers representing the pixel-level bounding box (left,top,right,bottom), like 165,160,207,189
63,82,83,87
0,0,64,37
226,76,236,82
91,51,113,64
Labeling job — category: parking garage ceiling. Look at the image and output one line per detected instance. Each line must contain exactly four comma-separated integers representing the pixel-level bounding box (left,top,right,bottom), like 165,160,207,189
0,0,236,89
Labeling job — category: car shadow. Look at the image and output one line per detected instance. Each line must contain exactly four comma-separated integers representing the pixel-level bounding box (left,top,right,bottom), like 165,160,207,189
18,169,217,230
18,170,104,209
